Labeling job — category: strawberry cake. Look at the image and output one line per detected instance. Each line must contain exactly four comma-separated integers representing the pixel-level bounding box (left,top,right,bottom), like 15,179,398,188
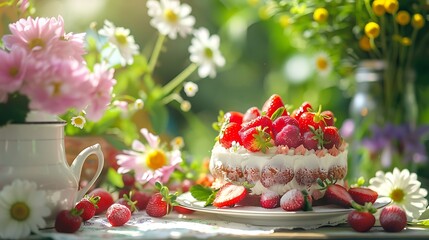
209,94,348,199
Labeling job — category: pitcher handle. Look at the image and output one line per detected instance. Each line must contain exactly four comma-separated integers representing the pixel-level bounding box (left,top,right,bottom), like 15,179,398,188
70,143,104,202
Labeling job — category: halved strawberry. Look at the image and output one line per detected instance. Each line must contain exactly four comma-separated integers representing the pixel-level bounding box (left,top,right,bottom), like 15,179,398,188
261,94,288,118
324,184,353,208
213,183,247,208
348,187,378,205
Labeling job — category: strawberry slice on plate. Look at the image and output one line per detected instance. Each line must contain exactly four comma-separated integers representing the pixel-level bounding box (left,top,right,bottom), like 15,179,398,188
324,184,353,208
213,183,247,208
348,187,378,205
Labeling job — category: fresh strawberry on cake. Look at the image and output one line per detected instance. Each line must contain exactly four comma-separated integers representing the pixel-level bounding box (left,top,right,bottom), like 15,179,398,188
209,94,348,201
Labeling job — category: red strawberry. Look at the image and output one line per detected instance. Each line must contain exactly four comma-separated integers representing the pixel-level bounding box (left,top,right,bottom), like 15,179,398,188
298,106,327,133
213,183,247,208
347,203,377,232
348,187,378,205
75,196,100,221
379,205,407,232
261,94,288,118
323,126,341,149
219,122,242,148
274,124,303,148
122,173,136,187
106,203,131,227
131,190,151,211
260,190,280,209
324,184,353,208
54,208,83,233
240,126,273,153
240,115,273,134
272,116,299,135
280,189,305,211
173,205,195,214
243,106,261,123
322,110,335,126
291,101,313,120
88,188,114,215
302,130,322,151
146,192,172,217
224,111,244,125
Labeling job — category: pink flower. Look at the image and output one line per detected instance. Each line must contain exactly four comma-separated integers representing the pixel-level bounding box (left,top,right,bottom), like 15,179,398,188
20,57,94,114
0,47,27,93
50,32,87,62
116,128,183,185
85,63,116,121
3,16,65,57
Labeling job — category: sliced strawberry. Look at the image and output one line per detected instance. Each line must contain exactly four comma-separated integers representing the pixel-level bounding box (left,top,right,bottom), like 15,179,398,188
219,122,242,148
213,183,247,208
243,106,261,123
348,187,378,205
324,184,353,208
261,94,288,118
240,126,273,153
323,126,341,149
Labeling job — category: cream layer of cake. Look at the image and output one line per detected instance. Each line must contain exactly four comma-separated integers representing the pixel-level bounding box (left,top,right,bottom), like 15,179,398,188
209,143,348,198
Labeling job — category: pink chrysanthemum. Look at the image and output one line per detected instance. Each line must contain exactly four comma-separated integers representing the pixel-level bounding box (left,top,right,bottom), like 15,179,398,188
0,47,27,93
20,57,94,114
2,16,65,57
85,63,116,121
116,128,183,184
51,32,87,62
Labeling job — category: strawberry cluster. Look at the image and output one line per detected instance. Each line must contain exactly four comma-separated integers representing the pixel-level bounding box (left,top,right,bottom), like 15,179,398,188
217,94,343,153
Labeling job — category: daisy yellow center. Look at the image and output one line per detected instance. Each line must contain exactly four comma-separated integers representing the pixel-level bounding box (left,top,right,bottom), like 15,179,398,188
204,47,213,59
164,9,178,23
115,32,128,45
10,202,30,221
390,188,405,203
28,38,45,50
316,57,328,71
73,117,84,126
9,67,19,77
146,149,167,170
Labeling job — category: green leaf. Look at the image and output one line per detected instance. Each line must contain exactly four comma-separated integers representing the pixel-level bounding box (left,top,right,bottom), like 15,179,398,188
106,167,124,188
418,208,429,220
0,93,29,126
205,192,217,207
190,184,215,202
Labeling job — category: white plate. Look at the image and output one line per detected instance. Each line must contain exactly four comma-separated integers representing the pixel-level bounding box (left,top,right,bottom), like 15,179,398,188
176,192,390,229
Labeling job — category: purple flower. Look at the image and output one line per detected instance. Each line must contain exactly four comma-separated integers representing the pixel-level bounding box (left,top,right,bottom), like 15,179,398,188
116,128,183,185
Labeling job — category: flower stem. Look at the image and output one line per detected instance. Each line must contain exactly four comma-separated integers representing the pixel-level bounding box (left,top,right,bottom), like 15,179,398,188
162,63,198,97
147,34,166,74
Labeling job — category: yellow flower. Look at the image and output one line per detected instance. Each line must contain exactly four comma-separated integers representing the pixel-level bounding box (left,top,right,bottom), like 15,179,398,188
279,15,291,28
372,0,386,16
384,0,399,14
359,36,371,52
396,11,410,26
412,13,425,29
401,37,412,46
365,22,381,39
313,8,329,23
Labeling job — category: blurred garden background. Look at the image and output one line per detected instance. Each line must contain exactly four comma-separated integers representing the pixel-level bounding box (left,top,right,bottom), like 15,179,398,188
2,0,429,185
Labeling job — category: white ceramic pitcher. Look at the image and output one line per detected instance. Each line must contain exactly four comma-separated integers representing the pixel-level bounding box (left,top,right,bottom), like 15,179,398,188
0,112,104,227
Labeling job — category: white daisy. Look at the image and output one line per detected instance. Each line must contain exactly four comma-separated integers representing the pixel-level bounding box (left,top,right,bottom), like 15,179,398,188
147,0,195,39
98,20,140,66
183,81,198,97
369,168,428,220
170,136,185,150
71,115,86,129
314,52,332,76
0,179,51,239
189,27,225,78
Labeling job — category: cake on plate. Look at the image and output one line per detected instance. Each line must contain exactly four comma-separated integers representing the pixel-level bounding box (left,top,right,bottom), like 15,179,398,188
209,94,347,199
